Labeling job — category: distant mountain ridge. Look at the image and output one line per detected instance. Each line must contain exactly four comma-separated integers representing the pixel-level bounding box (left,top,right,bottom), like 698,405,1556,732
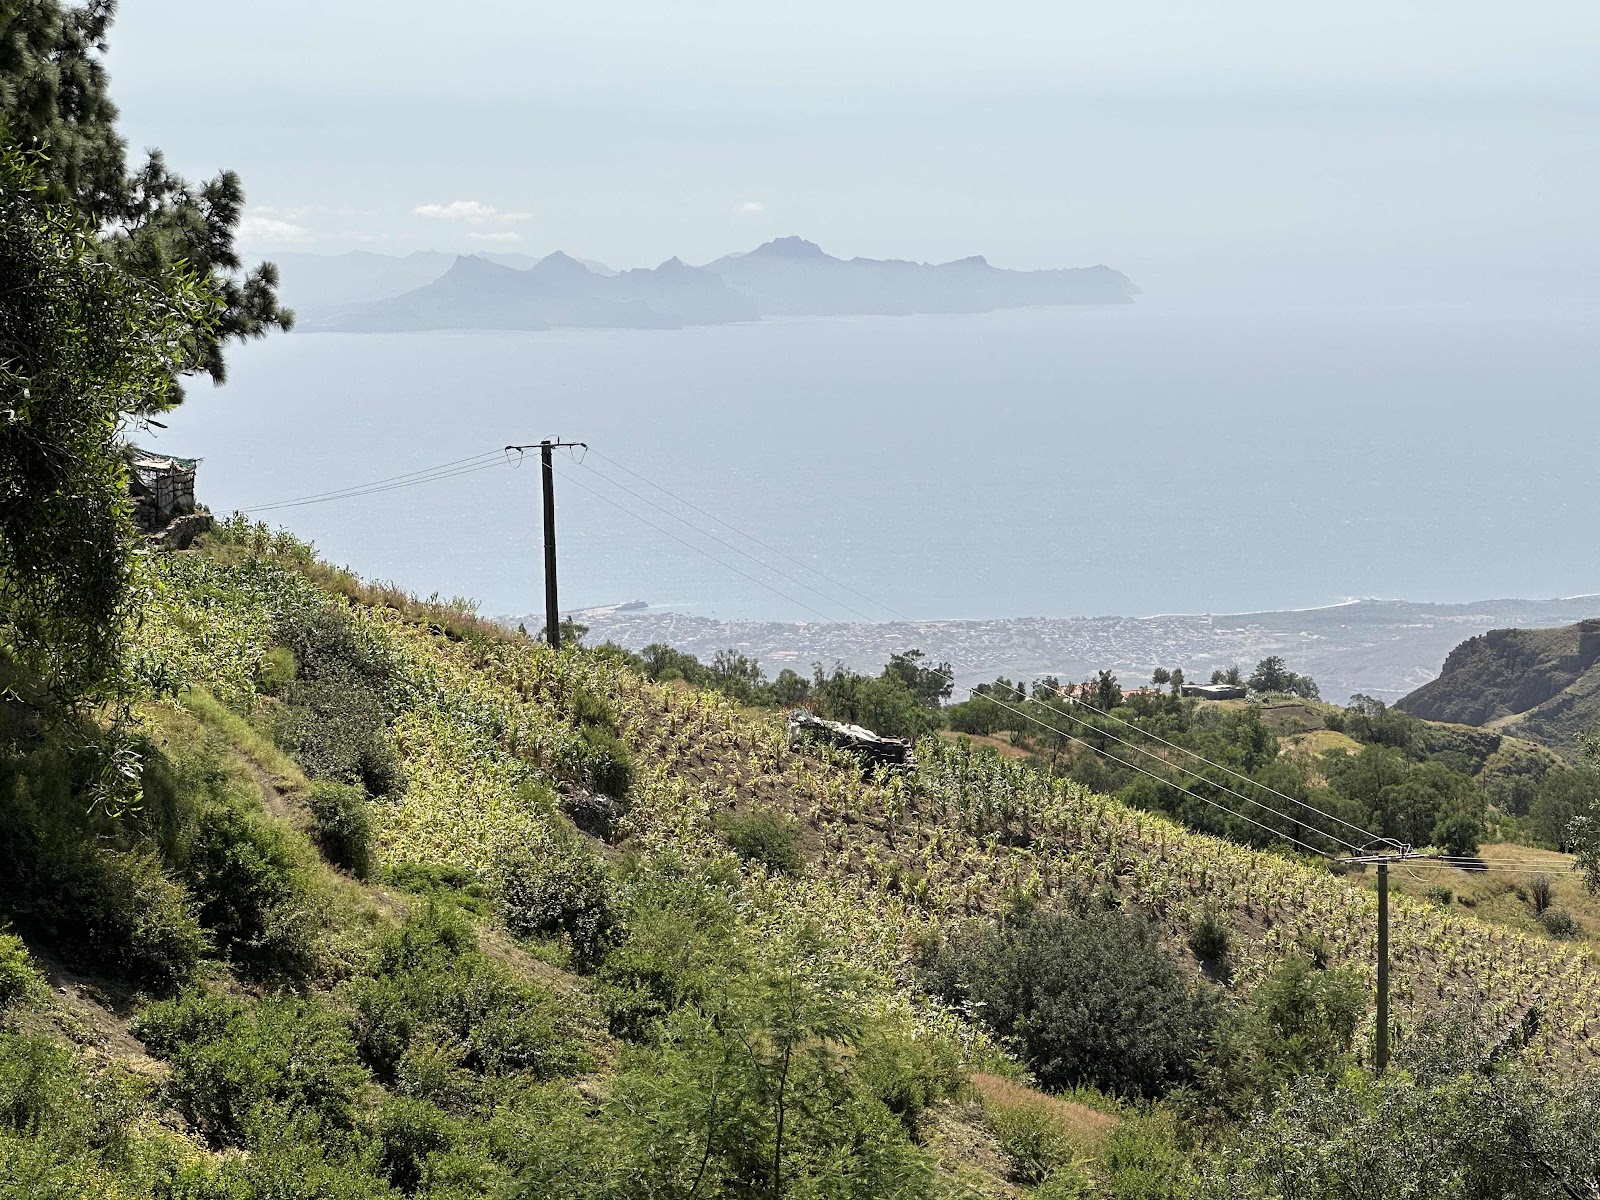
285,238,1138,332
1397,619,1600,757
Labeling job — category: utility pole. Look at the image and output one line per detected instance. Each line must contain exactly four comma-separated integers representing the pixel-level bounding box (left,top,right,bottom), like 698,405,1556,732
1376,861,1390,1073
1341,845,1412,1074
507,439,586,650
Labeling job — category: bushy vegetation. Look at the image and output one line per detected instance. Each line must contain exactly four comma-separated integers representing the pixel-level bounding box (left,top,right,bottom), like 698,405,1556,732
925,903,1221,1099
494,823,617,969
309,781,375,879
0,935,43,1008
717,807,805,874
625,642,951,739
2,525,1599,1196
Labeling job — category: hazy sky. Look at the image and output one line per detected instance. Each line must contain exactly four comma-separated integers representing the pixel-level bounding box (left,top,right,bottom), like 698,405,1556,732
111,2,1600,297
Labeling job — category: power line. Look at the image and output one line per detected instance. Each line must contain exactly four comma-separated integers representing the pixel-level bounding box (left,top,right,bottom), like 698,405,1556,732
547,465,844,625
564,463,1347,857
240,448,516,513
569,457,881,622
968,683,1362,853
578,449,1376,855
1043,689,1381,847
586,447,901,618
963,687,1337,859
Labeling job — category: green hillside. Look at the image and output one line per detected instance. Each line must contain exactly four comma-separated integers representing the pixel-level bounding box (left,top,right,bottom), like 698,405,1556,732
1397,620,1600,757
5,525,1600,1197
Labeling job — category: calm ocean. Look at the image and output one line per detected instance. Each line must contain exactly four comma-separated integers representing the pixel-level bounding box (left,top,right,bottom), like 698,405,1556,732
151,292,1600,623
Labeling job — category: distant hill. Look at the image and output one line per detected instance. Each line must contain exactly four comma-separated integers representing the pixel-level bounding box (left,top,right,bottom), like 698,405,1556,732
1397,619,1600,757
292,237,1139,332
700,236,1137,317
318,252,757,332
272,250,456,312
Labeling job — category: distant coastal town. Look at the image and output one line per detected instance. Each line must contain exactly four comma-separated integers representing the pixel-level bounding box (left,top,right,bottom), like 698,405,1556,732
504,595,1600,705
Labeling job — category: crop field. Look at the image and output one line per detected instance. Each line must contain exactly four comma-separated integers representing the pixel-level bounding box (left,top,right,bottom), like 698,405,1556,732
141,539,1600,1071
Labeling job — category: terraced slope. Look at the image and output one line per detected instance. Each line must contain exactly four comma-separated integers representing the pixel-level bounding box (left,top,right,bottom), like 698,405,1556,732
144,538,1600,1071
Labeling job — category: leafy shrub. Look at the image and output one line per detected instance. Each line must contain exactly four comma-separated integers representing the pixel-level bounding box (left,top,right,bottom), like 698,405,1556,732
0,936,43,1009
273,606,407,799
383,862,494,918
1102,1108,1196,1200
59,848,208,991
183,799,319,979
136,990,368,1148
855,1025,965,1131
308,782,373,879
985,1099,1074,1185
1188,909,1232,970
377,1096,455,1193
494,827,616,969
0,1030,154,1197
277,683,406,799
0,736,208,991
926,906,1220,1099
567,685,618,733
1197,1066,1597,1200
344,906,582,1090
1539,907,1578,938
1424,884,1454,907
596,862,743,1040
1245,957,1365,1084
0,1033,79,1138
258,645,297,693
718,808,803,875
1035,1163,1095,1200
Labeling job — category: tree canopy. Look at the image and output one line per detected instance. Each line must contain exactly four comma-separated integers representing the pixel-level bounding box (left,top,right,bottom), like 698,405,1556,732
0,147,209,711
1,0,291,396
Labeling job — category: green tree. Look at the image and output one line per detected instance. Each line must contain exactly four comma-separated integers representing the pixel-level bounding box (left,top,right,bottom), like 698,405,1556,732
769,667,811,708
1530,767,1599,851
1247,657,1318,698
1,0,292,392
710,649,766,705
811,663,940,740
1094,669,1122,710
0,148,208,717
882,649,954,710
1248,657,1291,694
611,923,932,1199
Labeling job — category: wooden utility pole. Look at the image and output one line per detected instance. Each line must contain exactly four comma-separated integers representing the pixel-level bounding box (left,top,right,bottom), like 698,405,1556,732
541,441,560,649
1376,861,1390,1073
1341,848,1413,1074
507,439,586,649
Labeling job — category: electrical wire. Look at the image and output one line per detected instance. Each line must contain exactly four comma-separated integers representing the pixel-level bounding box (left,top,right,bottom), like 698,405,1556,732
586,447,901,617
232,441,1540,871
568,457,881,622
240,448,516,513
547,465,843,625
1054,691,1384,846
577,450,1379,855
959,686,1337,859
564,462,1354,857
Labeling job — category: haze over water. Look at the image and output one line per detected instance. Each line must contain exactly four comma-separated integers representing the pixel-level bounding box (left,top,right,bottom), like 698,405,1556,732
153,285,1600,624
